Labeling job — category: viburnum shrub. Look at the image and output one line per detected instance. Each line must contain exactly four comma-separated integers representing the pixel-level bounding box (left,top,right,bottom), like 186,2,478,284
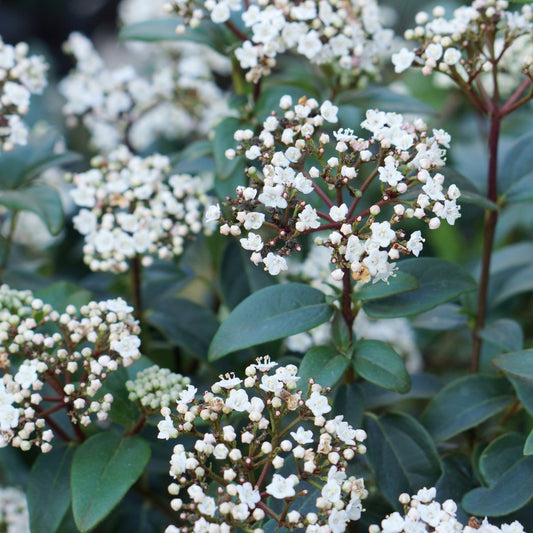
0,0,532,532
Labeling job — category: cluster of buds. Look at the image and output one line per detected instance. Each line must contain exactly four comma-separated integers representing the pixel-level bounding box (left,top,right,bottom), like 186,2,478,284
0,486,29,533
68,145,212,273
206,95,460,283
392,1,533,105
60,32,228,152
0,36,48,150
372,487,525,533
164,0,393,83
158,356,368,533
126,365,192,415
0,284,141,451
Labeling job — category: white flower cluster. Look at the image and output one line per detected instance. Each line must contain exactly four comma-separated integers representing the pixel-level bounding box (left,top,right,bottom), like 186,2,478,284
0,284,141,451
126,365,191,414
208,95,460,283
392,1,533,94
0,486,29,533
158,356,368,533
60,32,228,152
372,487,525,533
0,37,47,151
69,145,212,273
165,0,394,83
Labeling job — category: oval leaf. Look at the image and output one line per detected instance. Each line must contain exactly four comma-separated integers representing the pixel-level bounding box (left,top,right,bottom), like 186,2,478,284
353,339,411,393
365,412,442,506
480,319,523,352
363,258,476,318
421,375,514,442
298,346,349,389
355,271,418,302
71,433,151,532
27,444,75,533
525,429,533,456
208,283,333,361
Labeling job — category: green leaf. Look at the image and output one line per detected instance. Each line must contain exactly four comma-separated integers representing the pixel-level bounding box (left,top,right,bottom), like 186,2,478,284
463,433,533,516
363,258,476,318
365,412,442,506
441,167,499,210
500,132,533,194
355,271,418,302
361,373,443,409
71,433,151,532
353,339,410,393
220,242,275,309
119,18,236,52
208,283,333,361
333,384,364,429
27,445,76,533
0,183,64,235
331,311,351,351
421,375,514,442
35,282,92,312
146,297,219,360
334,86,435,114
411,304,468,330
525,430,533,455
297,346,349,389
480,319,523,352
490,242,533,275
493,264,533,305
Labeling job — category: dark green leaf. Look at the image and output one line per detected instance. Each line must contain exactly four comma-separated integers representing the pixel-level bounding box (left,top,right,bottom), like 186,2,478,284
28,445,75,533
0,183,64,235
480,319,523,352
500,132,533,194
141,261,190,309
361,373,443,409
35,282,92,312
441,167,499,210
493,264,533,305
333,384,364,429
463,433,533,516
353,339,410,393
421,375,514,442
365,412,442,506
334,86,435,114
331,311,351,351
525,430,533,456
208,283,333,361
489,242,533,275
363,258,476,318
298,346,349,389
412,304,468,330
355,271,418,302
146,297,219,360
504,171,533,204
220,242,275,309
71,433,151,532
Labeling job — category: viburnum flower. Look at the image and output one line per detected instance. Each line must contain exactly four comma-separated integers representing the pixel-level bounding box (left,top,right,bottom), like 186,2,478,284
210,95,460,284
393,1,533,107
371,488,526,533
60,32,229,152
158,356,368,532
164,0,394,84
0,284,141,451
68,145,212,273
0,36,48,151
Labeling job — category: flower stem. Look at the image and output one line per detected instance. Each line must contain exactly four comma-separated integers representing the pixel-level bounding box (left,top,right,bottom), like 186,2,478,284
131,255,143,321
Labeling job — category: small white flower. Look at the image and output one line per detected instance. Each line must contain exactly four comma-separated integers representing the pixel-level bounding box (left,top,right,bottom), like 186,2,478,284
265,474,297,499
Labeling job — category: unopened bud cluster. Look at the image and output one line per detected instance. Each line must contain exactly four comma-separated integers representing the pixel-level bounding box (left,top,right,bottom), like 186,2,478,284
164,0,393,84
0,36,47,150
207,95,460,283
126,365,191,414
392,1,533,97
373,487,525,533
0,486,29,533
0,284,141,451
68,145,212,273
158,356,368,533
60,32,227,152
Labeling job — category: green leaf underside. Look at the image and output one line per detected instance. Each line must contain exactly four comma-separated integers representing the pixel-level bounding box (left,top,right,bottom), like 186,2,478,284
411,303,468,330
298,346,349,389
363,258,476,318
208,283,333,361
146,297,219,360
353,339,410,393
0,183,64,234
28,445,75,533
421,375,514,442
463,433,533,516
71,433,151,532
365,412,442,507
